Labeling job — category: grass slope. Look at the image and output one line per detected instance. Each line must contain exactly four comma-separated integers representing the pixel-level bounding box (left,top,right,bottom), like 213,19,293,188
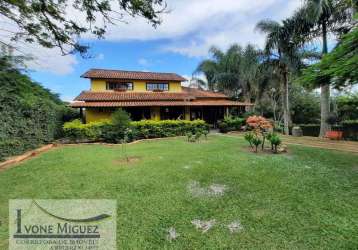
0,135,357,249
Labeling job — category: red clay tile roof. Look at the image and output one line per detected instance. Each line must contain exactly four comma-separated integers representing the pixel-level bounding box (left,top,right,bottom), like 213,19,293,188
82,69,187,82
74,87,228,102
74,91,196,101
70,100,252,108
182,87,227,98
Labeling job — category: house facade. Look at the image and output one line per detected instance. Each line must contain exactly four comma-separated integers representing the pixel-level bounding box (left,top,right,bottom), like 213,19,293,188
70,69,252,124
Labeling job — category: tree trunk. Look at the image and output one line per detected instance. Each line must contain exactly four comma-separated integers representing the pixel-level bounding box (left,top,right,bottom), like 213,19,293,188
282,69,290,135
319,84,331,137
244,92,252,112
319,21,331,137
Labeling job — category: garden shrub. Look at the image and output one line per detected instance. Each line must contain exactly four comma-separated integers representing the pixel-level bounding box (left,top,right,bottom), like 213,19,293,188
243,116,284,154
63,119,111,141
268,133,282,153
63,119,209,143
132,120,209,139
101,109,133,143
186,127,207,142
251,136,262,153
244,132,254,148
218,116,245,133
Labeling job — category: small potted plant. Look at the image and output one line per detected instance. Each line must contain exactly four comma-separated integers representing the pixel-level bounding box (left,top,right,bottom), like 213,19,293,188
325,113,343,140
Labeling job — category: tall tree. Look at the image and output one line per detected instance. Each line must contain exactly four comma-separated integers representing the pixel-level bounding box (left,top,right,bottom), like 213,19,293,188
195,44,261,103
0,0,166,56
297,0,353,137
256,19,298,135
240,44,261,104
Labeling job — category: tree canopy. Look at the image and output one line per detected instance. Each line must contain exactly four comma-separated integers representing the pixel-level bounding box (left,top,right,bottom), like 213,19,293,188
0,0,166,56
298,23,358,89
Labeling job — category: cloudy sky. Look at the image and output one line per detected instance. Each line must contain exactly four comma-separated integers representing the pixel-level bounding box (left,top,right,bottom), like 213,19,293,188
6,0,304,101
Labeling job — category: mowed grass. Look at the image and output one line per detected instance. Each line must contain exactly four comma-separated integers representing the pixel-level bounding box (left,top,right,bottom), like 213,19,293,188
0,135,358,249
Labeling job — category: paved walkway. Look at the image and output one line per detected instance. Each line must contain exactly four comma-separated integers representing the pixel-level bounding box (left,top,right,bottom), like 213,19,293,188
226,132,358,154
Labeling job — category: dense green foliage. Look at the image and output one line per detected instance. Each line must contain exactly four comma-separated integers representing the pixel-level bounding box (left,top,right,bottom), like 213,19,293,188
336,93,358,120
218,116,246,133
298,24,358,89
1,136,358,249
0,0,165,55
133,120,209,139
102,109,133,143
63,119,209,142
194,44,261,100
290,83,320,124
0,60,73,160
297,122,358,140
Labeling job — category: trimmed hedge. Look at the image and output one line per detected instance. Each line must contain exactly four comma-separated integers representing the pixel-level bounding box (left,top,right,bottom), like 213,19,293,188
63,119,209,143
297,121,358,140
0,64,74,160
341,120,358,141
218,117,245,133
297,124,321,137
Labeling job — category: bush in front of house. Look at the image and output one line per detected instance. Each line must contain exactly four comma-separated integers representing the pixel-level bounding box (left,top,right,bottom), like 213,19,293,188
62,119,209,143
132,119,209,139
101,109,133,143
63,119,111,142
218,116,246,133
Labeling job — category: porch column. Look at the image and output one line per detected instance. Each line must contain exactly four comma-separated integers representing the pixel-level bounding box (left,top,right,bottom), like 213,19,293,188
184,106,190,120
79,108,84,124
225,106,230,117
150,107,160,121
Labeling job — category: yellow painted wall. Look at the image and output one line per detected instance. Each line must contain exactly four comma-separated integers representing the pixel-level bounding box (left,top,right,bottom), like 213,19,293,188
91,80,107,91
85,107,190,123
169,82,182,92
85,108,112,123
90,79,182,92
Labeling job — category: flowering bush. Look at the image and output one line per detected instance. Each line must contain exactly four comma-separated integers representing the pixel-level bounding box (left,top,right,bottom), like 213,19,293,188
246,116,273,131
244,116,283,154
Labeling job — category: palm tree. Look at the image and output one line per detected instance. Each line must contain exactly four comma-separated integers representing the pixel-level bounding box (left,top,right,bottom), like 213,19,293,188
240,44,261,104
194,58,219,91
256,19,301,135
195,44,261,103
296,0,353,137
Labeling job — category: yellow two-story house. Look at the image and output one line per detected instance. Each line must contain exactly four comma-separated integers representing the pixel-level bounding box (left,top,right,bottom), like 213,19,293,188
70,69,252,124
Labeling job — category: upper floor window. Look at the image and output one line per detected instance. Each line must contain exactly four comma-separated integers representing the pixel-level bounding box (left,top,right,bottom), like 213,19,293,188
106,82,133,91
146,83,169,91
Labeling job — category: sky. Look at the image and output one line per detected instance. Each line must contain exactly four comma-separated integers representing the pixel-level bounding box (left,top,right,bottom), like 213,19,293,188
9,0,305,101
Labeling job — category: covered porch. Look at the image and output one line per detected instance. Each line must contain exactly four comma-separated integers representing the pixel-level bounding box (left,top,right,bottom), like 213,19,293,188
81,104,247,125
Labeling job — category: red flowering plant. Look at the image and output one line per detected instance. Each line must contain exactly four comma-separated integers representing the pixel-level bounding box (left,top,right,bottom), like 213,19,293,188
245,116,273,151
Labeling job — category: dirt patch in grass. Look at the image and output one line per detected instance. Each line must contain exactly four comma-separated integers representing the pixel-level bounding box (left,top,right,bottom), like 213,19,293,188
167,227,179,241
227,220,244,233
187,181,227,197
112,156,141,166
352,166,358,172
241,146,289,155
191,219,216,233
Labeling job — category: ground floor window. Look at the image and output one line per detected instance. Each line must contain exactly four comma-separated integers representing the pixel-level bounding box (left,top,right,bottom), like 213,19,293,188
160,107,184,120
124,107,151,121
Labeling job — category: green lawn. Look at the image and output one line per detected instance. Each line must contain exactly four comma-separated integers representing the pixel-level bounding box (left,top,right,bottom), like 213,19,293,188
1,135,358,249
